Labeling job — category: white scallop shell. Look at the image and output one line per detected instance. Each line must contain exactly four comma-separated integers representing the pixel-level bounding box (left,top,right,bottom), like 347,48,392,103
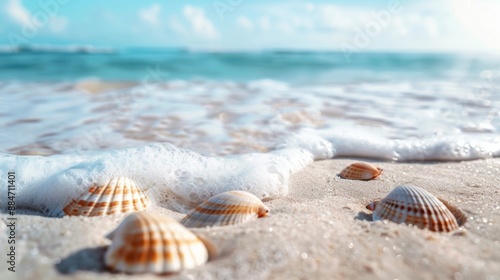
104,212,212,274
366,185,462,232
180,190,269,228
63,177,149,217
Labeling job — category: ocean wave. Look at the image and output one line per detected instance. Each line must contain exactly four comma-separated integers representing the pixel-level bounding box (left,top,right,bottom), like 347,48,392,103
0,45,116,54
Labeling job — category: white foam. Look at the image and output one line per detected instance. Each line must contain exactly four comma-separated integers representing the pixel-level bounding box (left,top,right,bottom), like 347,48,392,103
0,142,318,215
319,129,500,161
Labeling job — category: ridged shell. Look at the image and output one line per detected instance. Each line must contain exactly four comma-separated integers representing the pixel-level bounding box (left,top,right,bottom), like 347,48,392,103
104,212,211,274
180,191,269,228
438,198,467,226
366,185,462,232
63,177,149,216
339,162,382,180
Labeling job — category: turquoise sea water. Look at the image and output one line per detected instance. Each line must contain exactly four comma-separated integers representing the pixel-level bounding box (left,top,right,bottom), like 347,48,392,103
1,47,499,83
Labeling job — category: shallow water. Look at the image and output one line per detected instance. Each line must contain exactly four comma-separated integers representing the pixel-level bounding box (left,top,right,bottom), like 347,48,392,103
2,50,500,159
1,50,500,211
1,77,499,160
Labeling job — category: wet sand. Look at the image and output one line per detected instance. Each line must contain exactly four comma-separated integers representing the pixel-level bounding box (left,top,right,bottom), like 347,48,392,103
1,158,500,279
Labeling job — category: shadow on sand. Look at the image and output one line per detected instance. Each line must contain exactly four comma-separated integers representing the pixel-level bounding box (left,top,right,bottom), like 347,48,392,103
55,246,107,274
354,211,373,222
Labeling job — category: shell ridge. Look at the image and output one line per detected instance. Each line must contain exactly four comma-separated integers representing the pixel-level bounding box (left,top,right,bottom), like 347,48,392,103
417,187,443,231
182,231,203,269
402,186,429,229
134,180,149,211
82,183,101,216
85,183,107,215
438,198,466,226
144,213,158,273
224,205,247,225
119,178,131,213
133,179,149,210
405,185,424,227
127,178,139,213
104,178,120,216
225,207,243,225
433,198,457,232
90,180,112,216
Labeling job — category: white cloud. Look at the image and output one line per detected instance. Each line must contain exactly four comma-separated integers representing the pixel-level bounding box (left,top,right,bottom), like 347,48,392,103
6,0,31,26
318,5,358,31
169,16,187,35
393,16,408,35
258,17,270,31
451,0,500,51
276,21,293,34
424,17,439,37
5,0,68,34
183,5,218,39
237,16,253,30
48,16,68,33
306,3,315,13
291,17,314,31
139,4,161,27
257,4,358,33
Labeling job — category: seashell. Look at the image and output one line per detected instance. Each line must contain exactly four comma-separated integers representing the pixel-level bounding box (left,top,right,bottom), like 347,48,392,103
438,198,467,226
339,162,382,180
180,190,270,228
63,177,149,217
104,212,212,274
366,185,462,232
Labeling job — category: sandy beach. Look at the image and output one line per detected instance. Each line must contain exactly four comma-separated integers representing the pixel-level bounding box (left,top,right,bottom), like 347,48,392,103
2,1,500,279
1,158,499,280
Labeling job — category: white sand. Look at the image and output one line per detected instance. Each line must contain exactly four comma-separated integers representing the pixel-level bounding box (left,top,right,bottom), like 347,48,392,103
1,158,500,279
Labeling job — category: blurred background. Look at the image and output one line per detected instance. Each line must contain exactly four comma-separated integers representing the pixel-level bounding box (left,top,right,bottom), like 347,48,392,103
0,0,499,159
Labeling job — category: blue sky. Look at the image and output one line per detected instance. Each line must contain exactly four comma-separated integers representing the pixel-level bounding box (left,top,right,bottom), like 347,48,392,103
1,0,499,52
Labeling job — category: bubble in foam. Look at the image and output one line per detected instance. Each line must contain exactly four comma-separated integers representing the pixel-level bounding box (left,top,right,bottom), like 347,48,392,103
193,177,205,187
267,164,279,174
189,192,199,202
175,169,191,182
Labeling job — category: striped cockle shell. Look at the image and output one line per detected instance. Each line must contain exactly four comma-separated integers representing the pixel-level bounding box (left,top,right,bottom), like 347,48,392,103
63,177,149,217
339,162,382,180
180,190,270,228
366,185,463,232
104,212,212,274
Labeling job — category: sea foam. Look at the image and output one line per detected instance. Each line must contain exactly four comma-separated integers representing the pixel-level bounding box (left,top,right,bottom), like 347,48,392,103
320,129,500,161
0,139,325,215
1,130,499,215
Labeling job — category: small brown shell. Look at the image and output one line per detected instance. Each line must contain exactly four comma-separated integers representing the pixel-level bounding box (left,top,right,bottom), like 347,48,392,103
63,177,149,217
366,185,463,232
104,212,211,274
339,162,382,180
180,191,269,228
